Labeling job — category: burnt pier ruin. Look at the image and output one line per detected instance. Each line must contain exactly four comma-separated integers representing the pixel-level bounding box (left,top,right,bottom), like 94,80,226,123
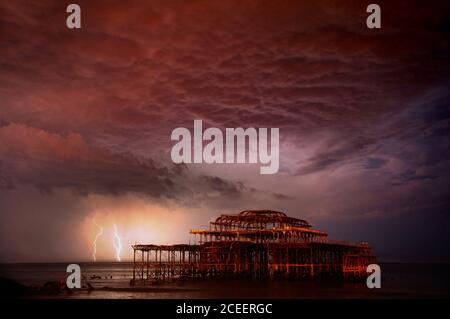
131,210,375,285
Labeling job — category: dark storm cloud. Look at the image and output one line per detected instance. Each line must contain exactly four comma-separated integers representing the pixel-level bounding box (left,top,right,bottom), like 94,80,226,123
0,123,171,196
2,0,448,144
271,192,295,201
0,123,249,202
198,175,245,199
390,97,450,185
295,135,378,175
365,158,388,170
0,0,449,261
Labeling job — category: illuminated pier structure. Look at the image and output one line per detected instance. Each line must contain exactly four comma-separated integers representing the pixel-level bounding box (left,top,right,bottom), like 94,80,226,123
131,210,375,285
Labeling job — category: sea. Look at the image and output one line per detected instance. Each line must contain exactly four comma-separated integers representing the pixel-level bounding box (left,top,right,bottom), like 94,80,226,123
1,262,449,299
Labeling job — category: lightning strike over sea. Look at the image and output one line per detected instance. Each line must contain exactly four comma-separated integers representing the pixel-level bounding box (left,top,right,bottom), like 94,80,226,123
92,219,103,262
113,224,122,262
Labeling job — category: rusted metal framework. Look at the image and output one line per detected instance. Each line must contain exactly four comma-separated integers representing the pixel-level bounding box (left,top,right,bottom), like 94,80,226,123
131,210,375,285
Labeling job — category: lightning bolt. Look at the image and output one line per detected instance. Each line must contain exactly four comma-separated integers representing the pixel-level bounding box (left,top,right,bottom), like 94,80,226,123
92,219,103,262
113,224,122,262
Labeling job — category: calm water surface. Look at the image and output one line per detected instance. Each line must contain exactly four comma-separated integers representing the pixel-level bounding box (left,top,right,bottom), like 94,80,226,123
1,262,449,299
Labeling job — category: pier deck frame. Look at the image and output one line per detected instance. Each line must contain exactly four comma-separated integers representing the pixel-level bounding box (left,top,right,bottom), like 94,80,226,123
131,210,376,285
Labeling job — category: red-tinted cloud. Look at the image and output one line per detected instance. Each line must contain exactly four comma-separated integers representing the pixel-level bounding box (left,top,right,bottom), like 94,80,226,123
0,0,449,261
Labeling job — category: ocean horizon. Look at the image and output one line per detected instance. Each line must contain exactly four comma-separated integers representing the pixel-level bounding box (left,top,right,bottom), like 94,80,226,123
1,262,449,299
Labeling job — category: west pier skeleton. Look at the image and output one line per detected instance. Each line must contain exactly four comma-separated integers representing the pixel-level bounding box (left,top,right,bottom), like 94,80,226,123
131,210,375,285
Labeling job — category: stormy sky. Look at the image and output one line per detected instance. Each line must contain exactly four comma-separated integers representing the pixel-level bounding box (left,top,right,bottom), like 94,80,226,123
0,0,449,262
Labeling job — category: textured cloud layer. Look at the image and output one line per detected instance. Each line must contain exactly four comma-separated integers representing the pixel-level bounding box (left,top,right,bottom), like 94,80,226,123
0,0,449,261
